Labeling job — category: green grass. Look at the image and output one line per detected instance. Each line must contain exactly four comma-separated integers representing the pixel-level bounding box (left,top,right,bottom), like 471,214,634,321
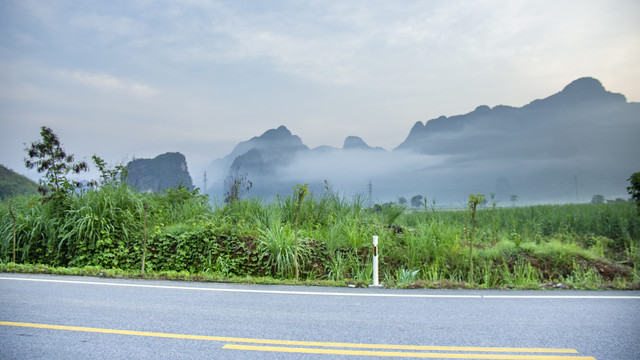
1,187,639,289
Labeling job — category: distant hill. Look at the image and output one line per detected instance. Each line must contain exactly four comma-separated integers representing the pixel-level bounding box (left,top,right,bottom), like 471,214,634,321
343,136,385,151
0,165,38,200
125,152,194,193
388,76,639,202
204,127,390,198
395,77,632,155
204,77,639,204
228,125,309,176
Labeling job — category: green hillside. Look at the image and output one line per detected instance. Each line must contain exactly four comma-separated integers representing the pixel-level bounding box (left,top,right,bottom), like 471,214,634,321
0,164,38,200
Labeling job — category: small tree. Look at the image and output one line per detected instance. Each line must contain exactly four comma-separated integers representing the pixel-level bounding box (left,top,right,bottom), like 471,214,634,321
224,167,252,205
410,195,423,208
627,172,640,214
591,194,605,204
91,155,127,187
293,183,309,281
510,194,518,207
24,126,88,201
467,193,485,285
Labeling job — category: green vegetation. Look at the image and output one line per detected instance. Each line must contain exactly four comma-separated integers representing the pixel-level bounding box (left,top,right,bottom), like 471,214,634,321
467,193,485,285
292,183,309,281
0,165,38,200
628,171,640,214
1,184,638,289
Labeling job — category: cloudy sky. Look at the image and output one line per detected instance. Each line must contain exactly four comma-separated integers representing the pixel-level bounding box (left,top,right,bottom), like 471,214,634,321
1,0,639,183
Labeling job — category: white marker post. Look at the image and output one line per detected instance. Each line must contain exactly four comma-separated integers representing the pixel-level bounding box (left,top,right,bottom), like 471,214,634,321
369,235,383,288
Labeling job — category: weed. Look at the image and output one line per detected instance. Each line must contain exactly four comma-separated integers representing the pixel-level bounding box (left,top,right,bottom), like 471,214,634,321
395,268,420,288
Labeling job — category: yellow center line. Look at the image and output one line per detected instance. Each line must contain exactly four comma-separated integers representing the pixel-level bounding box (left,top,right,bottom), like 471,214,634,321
224,344,597,359
1,321,581,355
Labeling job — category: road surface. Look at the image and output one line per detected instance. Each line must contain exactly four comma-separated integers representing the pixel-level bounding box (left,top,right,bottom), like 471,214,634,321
1,273,639,359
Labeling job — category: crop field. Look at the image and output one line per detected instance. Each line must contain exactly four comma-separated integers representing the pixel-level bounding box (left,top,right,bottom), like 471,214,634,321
1,185,639,289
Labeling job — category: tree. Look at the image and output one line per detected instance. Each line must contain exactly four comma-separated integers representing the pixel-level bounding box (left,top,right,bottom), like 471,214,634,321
510,194,518,207
627,172,640,213
293,183,309,281
24,126,88,200
91,155,127,187
467,193,485,285
224,167,252,204
591,194,605,204
398,196,407,206
410,195,423,208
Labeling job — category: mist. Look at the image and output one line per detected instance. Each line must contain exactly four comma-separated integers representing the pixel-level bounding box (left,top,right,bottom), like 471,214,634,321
203,78,639,206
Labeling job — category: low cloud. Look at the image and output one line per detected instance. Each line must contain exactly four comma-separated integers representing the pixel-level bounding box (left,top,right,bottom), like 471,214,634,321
61,70,157,96
282,149,445,185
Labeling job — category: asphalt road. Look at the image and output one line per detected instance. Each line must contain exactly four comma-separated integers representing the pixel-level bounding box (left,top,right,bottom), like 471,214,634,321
1,273,639,359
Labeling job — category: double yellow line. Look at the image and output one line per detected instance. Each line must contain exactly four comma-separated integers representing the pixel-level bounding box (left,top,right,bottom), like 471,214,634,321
0,321,596,359
223,344,596,359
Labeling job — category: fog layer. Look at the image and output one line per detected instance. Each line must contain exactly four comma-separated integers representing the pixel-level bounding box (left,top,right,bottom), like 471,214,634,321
206,78,639,205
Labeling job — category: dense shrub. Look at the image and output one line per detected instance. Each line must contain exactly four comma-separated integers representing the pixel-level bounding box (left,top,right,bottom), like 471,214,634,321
1,186,638,288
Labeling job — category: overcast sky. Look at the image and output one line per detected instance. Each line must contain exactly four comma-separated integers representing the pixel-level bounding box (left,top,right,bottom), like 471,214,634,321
1,0,639,183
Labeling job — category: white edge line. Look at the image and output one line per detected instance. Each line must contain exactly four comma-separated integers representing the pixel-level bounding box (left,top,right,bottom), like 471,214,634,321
483,295,640,299
0,277,480,298
1,276,639,299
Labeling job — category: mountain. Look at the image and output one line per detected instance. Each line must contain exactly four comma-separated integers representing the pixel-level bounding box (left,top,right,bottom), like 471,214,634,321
228,125,309,176
206,77,639,204
204,126,310,198
0,165,39,200
391,77,639,202
396,77,630,154
232,125,308,156
343,136,385,151
125,152,194,193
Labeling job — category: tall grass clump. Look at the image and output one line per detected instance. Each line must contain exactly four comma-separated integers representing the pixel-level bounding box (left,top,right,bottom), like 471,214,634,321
402,219,462,275
1,195,58,264
147,186,212,225
58,184,144,268
256,208,303,278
